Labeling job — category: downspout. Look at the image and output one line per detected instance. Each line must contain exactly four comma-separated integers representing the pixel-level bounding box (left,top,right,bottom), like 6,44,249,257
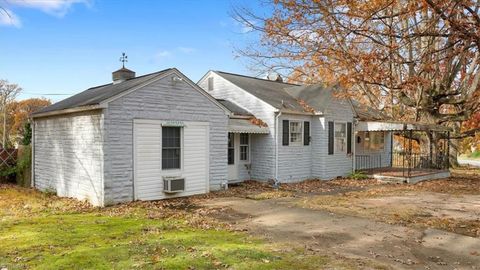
274,111,282,181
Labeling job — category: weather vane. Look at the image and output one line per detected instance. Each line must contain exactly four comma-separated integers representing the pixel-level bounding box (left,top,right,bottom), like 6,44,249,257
119,52,128,68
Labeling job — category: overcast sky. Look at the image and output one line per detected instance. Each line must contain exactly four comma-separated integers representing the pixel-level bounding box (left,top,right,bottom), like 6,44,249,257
0,0,264,101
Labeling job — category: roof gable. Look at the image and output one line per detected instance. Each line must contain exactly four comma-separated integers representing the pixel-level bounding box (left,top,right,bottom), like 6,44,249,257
33,68,230,117
214,71,307,113
34,69,173,116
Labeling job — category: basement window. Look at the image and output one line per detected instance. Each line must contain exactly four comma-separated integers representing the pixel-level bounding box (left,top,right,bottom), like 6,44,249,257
162,127,181,170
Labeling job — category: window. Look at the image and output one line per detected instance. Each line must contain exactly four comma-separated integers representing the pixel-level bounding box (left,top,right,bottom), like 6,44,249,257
289,121,302,144
207,77,214,91
162,127,181,170
228,133,234,165
365,132,385,151
335,123,346,152
240,134,249,161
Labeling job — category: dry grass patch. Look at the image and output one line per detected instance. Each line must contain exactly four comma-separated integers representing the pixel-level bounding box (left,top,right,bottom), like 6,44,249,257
246,190,295,200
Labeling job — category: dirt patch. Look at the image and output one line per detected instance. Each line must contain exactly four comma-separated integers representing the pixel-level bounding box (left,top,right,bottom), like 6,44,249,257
205,197,480,269
299,169,480,237
201,168,480,268
303,191,480,237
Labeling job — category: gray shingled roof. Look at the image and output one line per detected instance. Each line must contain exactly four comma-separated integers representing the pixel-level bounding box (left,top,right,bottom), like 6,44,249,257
216,71,387,120
284,84,333,113
33,68,173,115
216,99,252,116
215,71,306,112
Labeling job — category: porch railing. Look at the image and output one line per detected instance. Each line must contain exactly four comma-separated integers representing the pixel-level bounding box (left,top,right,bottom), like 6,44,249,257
355,152,449,171
355,154,384,170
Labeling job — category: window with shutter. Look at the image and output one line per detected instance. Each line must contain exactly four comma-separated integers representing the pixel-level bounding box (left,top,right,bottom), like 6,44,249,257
304,121,310,145
328,121,334,155
282,120,289,146
334,123,347,152
289,121,302,145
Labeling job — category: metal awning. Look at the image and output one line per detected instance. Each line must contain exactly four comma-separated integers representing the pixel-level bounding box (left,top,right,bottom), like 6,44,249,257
356,121,451,132
228,118,270,134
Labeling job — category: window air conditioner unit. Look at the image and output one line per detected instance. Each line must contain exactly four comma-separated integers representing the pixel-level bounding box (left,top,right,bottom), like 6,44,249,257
163,177,185,193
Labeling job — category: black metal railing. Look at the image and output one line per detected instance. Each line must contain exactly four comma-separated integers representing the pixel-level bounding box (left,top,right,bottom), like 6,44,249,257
355,152,449,171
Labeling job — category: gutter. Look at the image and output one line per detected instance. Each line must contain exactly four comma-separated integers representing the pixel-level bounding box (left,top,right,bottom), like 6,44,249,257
279,109,323,116
31,104,106,119
274,111,282,181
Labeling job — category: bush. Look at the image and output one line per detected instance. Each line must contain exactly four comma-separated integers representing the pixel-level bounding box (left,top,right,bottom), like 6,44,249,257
348,170,369,180
0,145,31,186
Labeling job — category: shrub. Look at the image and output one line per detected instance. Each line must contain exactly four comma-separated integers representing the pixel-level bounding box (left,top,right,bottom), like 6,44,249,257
348,171,369,180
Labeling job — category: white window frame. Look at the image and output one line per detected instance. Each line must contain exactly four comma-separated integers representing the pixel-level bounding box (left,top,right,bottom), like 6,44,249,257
239,133,250,162
289,121,303,146
334,122,347,153
161,126,184,171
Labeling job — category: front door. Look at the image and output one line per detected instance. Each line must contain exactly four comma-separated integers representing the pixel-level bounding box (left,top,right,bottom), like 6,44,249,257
227,133,251,181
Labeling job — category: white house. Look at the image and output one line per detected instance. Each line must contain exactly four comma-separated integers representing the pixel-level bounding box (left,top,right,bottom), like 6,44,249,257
197,71,394,182
31,67,235,206
32,67,449,206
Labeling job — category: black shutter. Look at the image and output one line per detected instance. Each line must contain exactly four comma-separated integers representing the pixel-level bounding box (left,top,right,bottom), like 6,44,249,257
347,122,352,154
328,121,334,155
304,121,310,145
282,120,289,146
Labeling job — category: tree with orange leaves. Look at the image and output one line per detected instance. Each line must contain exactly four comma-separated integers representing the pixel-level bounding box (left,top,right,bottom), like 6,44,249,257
6,98,51,146
235,0,480,163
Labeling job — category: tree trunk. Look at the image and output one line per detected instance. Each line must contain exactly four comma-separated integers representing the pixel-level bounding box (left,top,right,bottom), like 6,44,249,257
449,124,461,167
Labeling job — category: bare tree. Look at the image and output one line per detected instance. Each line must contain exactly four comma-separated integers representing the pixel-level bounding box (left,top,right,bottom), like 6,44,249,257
0,80,22,148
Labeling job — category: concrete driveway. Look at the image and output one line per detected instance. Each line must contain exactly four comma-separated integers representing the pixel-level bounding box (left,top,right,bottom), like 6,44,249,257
206,196,480,270
459,159,480,167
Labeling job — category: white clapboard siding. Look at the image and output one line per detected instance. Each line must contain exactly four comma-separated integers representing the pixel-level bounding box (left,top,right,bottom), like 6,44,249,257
134,120,209,201
33,111,104,206
198,71,277,180
103,74,227,205
134,121,162,200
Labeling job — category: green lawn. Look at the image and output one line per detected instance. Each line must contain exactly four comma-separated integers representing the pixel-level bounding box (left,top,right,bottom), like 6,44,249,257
0,185,341,270
459,150,480,160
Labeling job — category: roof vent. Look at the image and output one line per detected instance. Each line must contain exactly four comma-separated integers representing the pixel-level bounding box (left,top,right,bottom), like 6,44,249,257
267,72,283,83
275,74,283,82
112,53,135,84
